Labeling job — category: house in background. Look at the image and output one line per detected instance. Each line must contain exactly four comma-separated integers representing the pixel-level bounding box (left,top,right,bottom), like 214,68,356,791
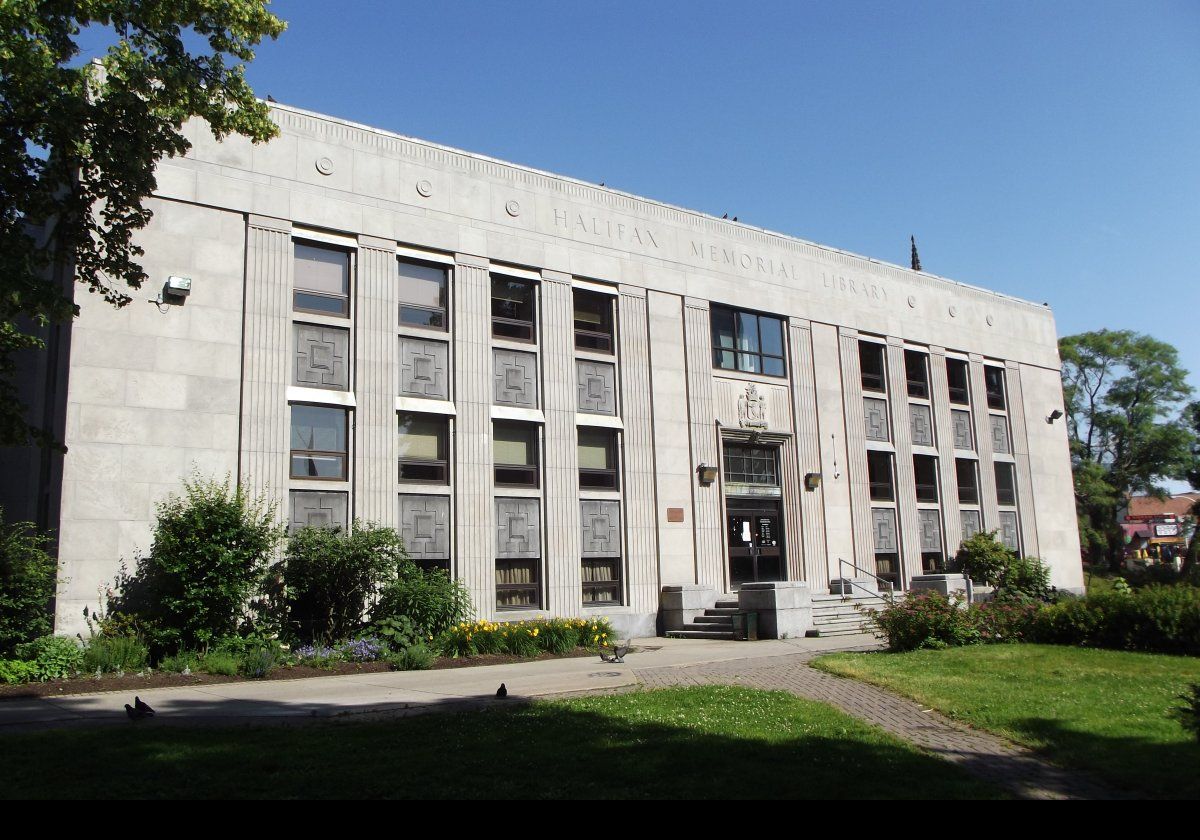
1119,493,1198,567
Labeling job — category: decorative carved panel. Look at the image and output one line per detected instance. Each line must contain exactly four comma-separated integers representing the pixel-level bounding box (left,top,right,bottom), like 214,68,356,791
581,500,621,557
294,323,349,390
872,507,898,552
576,361,616,415
289,491,348,533
864,397,890,442
493,350,538,408
495,498,540,559
952,409,974,450
712,378,791,433
960,509,982,542
999,511,1020,551
919,509,942,553
399,495,449,560
910,404,934,446
399,338,449,399
991,414,1011,454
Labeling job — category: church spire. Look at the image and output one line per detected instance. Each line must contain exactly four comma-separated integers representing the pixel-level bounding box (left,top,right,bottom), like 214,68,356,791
910,235,922,272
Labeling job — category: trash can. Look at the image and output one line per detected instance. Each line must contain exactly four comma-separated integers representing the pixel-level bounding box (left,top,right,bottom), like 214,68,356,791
731,611,759,641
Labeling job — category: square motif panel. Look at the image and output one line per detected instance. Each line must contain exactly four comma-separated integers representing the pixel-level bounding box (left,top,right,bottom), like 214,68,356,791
493,350,538,408
399,338,449,399
999,511,1020,551
294,324,349,390
910,404,934,446
952,409,974,450
289,491,348,534
576,361,617,415
960,509,982,542
990,414,1011,454
918,509,943,553
399,495,449,560
872,507,898,552
496,498,541,558
864,397,890,442
581,500,621,557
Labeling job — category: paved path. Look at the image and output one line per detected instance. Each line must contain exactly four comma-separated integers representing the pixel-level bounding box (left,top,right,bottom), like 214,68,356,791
634,652,1120,800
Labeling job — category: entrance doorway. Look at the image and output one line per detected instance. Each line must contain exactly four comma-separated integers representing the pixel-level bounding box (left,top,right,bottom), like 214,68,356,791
727,499,784,588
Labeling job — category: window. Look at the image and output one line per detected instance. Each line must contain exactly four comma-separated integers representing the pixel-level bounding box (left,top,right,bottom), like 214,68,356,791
985,365,1007,411
398,413,448,483
290,405,348,480
496,559,540,609
913,455,939,503
398,258,448,329
579,428,619,490
710,307,785,376
573,289,614,353
922,552,947,573
905,350,929,399
859,342,887,393
995,461,1017,506
294,241,350,316
723,445,778,486
947,358,970,405
582,558,621,605
494,422,539,487
874,554,900,587
956,458,979,505
867,450,894,501
491,275,536,342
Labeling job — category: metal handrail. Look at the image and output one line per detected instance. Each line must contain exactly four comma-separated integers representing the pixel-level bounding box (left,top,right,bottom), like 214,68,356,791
837,558,897,604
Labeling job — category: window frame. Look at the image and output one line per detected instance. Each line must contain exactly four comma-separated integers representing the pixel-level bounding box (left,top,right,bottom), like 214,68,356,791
905,349,930,399
397,257,449,331
496,558,541,610
947,358,971,405
493,421,540,488
290,403,350,481
984,365,1007,411
293,240,351,318
867,450,895,502
573,289,615,354
397,412,449,484
710,305,786,378
995,461,1017,507
491,275,537,343
582,557,622,606
723,444,780,486
955,458,980,505
859,341,887,394
578,427,620,490
913,454,939,504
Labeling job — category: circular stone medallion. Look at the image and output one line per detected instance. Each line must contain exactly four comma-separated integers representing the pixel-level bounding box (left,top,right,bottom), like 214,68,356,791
416,179,433,197
315,156,334,176
505,200,521,217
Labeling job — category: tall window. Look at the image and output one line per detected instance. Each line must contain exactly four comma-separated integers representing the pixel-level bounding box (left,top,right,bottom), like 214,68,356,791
913,455,939,503
985,365,1007,411
711,307,785,376
398,258,448,329
723,445,778,486
290,405,348,480
573,289,614,353
491,276,536,342
497,559,539,609
859,342,887,393
583,559,621,605
294,241,350,316
867,450,894,501
494,422,539,487
578,428,619,490
995,462,1017,506
956,458,979,504
947,358,970,405
398,413,448,483
905,349,929,399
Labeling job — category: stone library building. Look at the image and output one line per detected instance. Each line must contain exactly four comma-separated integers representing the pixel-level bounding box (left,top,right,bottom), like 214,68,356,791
3,104,1083,639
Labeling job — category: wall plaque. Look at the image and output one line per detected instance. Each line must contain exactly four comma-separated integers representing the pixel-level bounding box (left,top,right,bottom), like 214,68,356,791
666,507,685,523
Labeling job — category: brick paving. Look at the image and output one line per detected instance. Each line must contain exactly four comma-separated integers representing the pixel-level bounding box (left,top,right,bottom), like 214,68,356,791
633,651,1121,800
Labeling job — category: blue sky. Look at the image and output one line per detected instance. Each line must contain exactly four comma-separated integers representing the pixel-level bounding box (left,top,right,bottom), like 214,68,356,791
82,2,1200,401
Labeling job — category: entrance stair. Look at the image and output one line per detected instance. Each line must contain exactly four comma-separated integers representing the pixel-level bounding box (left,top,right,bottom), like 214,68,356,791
808,591,894,637
670,597,740,640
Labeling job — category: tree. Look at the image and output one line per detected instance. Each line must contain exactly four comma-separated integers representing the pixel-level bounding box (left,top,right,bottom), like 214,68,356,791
1059,330,1197,568
0,0,285,446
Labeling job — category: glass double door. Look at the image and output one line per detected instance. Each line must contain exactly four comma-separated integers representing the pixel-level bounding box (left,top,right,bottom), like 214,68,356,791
727,499,784,588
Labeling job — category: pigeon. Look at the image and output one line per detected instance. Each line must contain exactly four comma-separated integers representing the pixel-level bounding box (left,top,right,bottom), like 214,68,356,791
125,703,149,721
134,696,156,716
611,644,629,664
495,683,508,699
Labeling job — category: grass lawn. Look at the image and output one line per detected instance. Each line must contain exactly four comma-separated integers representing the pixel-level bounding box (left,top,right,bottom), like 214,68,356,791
815,644,1200,799
0,686,998,799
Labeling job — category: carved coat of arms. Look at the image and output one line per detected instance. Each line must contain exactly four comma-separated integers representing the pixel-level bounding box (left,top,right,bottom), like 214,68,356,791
738,383,769,429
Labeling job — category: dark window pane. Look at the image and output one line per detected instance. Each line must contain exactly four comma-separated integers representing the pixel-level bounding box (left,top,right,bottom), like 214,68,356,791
914,455,939,503
759,317,783,357
995,462,1017,506
956,458,979,505
985,366,1007,410
291,405,347,452
860,342,886,393
710,306,785,377
711,307,736,350
397,412,448,484
867,450,894,501
947,359,970,405
291,454,346,479
762,356,785,377
497,559,540,609
736,311,759,353
573,290,614,352
905,349,930,399
737,352,760,373
723,445,778,485
582,558,621,605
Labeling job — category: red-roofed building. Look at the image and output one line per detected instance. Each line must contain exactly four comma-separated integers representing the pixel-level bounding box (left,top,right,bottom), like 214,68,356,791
1119,493,1197,565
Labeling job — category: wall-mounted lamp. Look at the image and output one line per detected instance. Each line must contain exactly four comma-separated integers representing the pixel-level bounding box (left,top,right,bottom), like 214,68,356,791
697,463,719,485
804,472,822,491
150,275,193,311
1046,409,1064,424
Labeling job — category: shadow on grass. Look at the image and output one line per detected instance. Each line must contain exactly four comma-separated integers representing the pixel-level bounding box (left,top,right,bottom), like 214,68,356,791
0,687,1000,799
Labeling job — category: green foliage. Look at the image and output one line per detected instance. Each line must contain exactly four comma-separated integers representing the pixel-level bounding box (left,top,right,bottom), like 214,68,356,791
1059,330,1197,568
372,566,473,640
372,615,420,651
999,555,1053,602
0,659,38,684
0,1,285,446
1175,684,1200,741
108,477,284,654
238,646,276,679
82,635,148,674
1030,585,1200,655
0,507,58,656
868,592,1041,652
436,617,615,658
386,643,434,672
158,650,201,674
282,522,408,644
953,530,1016,587
15,635,83,681
197,651,239,677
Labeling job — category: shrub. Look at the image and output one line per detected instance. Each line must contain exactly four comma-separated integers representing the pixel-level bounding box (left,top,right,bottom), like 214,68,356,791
387,643,434,671
1000,556,1053,602
954,530,1015,587
198,651,239,676
15,635,83,681
0,659,37,684
372,615,420,652
971,599,1041,643
337,637,384,662
282,522,408,644
1175,684,1200,741
158,650,201,673
373,567,473,640
0,508,58,656
292,644,342,669
867,592,979,652
1030,585,1200,655
108,477,284,654
82,635,149,674
239,646,277,678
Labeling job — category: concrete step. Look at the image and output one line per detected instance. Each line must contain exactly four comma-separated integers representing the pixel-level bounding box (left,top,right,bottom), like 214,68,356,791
705,607,740,616
670,628,736,640
808,625,872,638
714,599,739,609
693,615,734,626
